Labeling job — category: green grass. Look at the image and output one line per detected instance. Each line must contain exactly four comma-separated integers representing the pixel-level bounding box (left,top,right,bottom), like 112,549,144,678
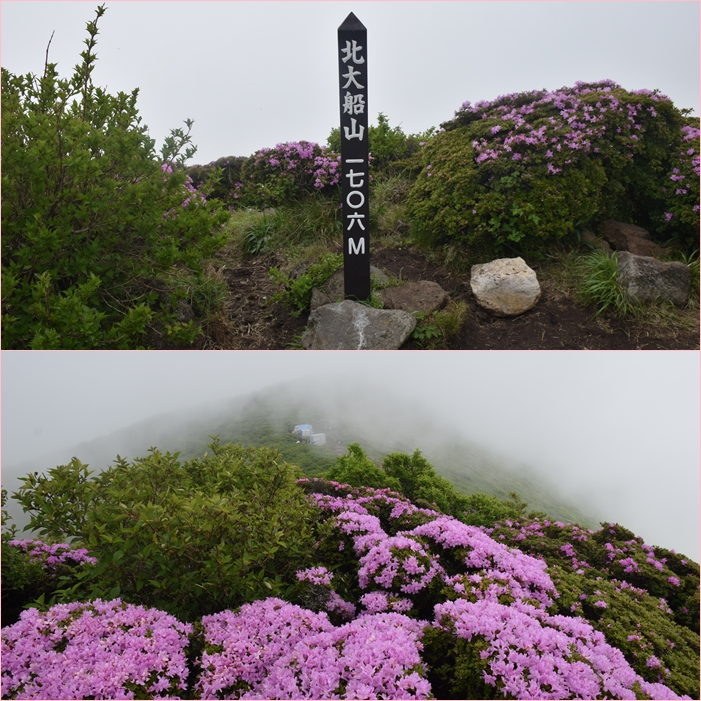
578,250,641,317
226,197,343,256
411,301,467,348
536,246,699,341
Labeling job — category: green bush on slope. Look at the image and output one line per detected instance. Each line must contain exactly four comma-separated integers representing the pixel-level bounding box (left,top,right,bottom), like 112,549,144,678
326,443,537,527
12,441,316,621
1,5,230,349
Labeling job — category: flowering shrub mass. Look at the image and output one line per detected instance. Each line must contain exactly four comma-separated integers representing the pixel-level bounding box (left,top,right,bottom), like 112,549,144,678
3,460,698,699
161,163,207,219
7,539,97,570
2,537,99,627
300,479,693,699
663,124,701,232
236,141,341,208
1,599,192,699
407,80,700,255
197,598,429,699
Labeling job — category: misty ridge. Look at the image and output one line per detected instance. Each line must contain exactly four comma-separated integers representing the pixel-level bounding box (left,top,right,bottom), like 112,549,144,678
3,376,596,531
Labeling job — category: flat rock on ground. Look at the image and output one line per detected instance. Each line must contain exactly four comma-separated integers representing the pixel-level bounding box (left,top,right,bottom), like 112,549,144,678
377,280,449,314
301,299,416,350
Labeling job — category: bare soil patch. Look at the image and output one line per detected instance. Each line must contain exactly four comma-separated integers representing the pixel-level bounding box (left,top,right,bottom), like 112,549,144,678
201,244,699,350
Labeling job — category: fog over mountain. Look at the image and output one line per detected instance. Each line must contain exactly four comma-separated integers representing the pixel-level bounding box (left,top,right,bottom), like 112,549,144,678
2,352,699,560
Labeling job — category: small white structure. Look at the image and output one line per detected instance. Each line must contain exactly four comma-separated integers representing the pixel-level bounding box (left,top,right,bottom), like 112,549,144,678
293,423,326,446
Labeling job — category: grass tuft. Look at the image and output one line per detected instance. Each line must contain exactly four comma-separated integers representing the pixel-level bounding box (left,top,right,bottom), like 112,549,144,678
578,250,640,317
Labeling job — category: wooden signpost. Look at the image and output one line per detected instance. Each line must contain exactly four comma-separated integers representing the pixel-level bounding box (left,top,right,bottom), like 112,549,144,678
338,12,370,301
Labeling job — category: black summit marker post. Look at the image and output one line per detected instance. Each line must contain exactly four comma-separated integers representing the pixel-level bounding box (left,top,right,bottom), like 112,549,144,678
338,12,370,301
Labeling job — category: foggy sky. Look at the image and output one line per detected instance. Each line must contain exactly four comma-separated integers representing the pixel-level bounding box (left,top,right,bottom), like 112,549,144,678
1,2,698,164
2,351,699,559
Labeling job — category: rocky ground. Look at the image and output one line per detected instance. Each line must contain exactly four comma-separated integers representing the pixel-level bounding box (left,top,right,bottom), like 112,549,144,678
200,244,699,351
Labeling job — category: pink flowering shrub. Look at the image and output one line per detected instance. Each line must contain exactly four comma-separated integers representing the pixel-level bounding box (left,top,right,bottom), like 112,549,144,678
237,141,341,208
1,599,192,699
300,478,695,699
185,156,247,206
7,539,97,570
486,516,700,696
161,163,207,220
430,597,688,700
407,80,699,256
2,538,98,627
660,123,700,243
3,466,697,699
197,598,430,699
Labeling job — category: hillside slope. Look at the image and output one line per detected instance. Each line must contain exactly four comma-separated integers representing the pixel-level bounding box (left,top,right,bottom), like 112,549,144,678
4,379,595,530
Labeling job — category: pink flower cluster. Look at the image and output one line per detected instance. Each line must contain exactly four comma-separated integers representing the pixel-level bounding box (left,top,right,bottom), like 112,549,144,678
197,598,430,699
434,598,687,700
360,591,413,614
444,80,699,230
412,516,556,608
296,566,333,586
161,162,207,220
672,125,701,205
303,482,687,699
252,141,341,190
1,599,192,700
454,80,663,170
8,539,97,570
2,481,692,700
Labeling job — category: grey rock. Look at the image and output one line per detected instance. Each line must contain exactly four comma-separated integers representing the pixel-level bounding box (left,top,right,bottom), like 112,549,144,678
310,287,333,311
323,268,346,301
470,257,541,317
378,281,449,314
617,251,691,306
301,299,416,350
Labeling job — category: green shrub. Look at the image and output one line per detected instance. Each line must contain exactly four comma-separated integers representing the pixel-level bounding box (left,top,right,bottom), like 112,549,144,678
12,441,316,621
328,113,437,177
407,81,697,258
459,492,527,528
1,491,94,626
1,6,230,349
654,121,700,249
326,443,401,491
